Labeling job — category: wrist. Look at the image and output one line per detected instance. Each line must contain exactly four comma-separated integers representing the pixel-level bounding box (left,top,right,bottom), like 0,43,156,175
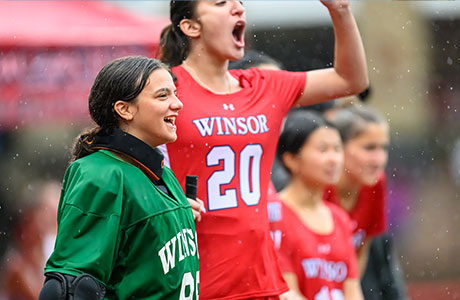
327,4,352,17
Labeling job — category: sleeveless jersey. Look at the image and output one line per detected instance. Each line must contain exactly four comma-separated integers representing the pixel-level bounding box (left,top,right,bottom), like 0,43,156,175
324,173,387,249
162,66,306,299
45,150,200,300
267,191,358,300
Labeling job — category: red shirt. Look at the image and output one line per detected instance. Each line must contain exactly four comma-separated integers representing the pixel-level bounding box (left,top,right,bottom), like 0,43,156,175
162,66,306,299
268,187,358,300
324,174,387,249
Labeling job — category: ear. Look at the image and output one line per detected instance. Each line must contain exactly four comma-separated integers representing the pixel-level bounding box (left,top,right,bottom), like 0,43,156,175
281,152,299,175
114,100,136,121
179,18,201,38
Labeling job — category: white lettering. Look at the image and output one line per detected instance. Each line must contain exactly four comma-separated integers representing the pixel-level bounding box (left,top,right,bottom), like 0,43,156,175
193,115,269,136
247,116,260,134
215,117,224,135
181,229,190,257
158,236,177,274
236,117,248,135
179,272,194,300
270,230,282,250
335,262,347,282
303,258,321,278
192,118,215,137
158,228,198,275
257,114,269,133
177,231,185,262
187,229,196,256
267,202,282,222
302,258,348,282
195,271,200,299
223,117,237,135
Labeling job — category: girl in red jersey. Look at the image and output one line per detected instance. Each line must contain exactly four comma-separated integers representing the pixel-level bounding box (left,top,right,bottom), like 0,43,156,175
324,104,390,275
325,104,408,299
158,1,368,299
268,109,363,300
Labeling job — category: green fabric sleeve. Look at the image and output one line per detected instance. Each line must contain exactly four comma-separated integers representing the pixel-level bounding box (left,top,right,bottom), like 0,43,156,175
45,162,124,285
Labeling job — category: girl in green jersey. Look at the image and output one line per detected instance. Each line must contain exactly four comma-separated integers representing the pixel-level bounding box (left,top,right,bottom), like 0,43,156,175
39,56,199,300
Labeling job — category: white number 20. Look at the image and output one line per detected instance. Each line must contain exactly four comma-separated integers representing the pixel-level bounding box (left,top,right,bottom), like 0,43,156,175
207,144,262,211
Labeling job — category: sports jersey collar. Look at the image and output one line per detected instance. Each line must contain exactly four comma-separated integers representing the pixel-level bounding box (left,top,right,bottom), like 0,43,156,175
90,127,164,181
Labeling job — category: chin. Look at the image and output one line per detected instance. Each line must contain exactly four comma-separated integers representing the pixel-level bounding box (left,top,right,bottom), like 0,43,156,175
229,49,245,61
324,178,339,186
161,138,175,146
236,50,245,60
154,134,176,147
167,133,178,143
362,176,379,186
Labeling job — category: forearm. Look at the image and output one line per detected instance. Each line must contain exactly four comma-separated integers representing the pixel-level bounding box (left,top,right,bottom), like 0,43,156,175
282,272,304,297
296,2,369,106
344,278,364,300
328,4,369,94
357,238,372,277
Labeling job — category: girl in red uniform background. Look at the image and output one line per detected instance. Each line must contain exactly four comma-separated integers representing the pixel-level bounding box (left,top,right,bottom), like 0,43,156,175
158,1,368,299
325,104,408,299
268,109,363,300
324,105,389,275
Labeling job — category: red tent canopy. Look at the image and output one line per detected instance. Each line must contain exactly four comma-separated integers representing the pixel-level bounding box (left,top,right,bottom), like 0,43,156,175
0,2,171,129
0,1,169,47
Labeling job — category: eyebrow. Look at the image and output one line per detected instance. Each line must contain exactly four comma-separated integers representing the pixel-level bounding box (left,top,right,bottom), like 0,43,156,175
154,88,170,94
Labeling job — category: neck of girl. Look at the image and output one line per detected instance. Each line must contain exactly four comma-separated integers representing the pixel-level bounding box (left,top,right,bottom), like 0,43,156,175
280,178,325,210
336,172,361,212
183,52,238,94
185,51,228,77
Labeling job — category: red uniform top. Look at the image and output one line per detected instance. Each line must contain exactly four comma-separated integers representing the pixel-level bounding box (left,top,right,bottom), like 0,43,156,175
267,186,358,300
162,66,306,299
323,173,387,249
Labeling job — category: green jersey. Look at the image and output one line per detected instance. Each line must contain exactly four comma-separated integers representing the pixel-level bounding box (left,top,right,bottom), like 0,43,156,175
45,150,199,299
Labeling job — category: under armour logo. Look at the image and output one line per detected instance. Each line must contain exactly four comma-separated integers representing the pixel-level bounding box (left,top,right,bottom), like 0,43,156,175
317,243,331,254
223,103,235,111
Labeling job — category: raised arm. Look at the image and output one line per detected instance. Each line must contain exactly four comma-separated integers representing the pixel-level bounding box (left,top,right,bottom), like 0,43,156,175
296,0,369,107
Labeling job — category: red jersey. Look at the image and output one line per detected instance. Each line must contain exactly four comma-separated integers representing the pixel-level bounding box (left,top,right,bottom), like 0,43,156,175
324,173,387,249
267,189,358,300
162,66,306,299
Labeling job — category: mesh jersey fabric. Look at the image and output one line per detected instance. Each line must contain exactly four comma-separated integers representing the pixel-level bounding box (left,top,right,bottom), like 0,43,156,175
45,150,200,299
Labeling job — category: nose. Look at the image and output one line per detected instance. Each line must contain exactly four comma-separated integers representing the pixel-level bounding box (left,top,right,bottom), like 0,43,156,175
371,148,388,169
171,95,183,111
231,1,245,17
329,150,344,168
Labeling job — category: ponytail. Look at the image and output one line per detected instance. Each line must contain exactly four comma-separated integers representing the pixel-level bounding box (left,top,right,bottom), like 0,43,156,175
158,1,198,67
159,24,190,67
70,127,101,162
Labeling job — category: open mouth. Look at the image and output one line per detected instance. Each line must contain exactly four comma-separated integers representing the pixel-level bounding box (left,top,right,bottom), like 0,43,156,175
232,21,245,47
164,116,176,129
324,168,338,178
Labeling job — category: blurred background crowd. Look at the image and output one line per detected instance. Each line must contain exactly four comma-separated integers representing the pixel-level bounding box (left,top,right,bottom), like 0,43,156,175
0,1,459,299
